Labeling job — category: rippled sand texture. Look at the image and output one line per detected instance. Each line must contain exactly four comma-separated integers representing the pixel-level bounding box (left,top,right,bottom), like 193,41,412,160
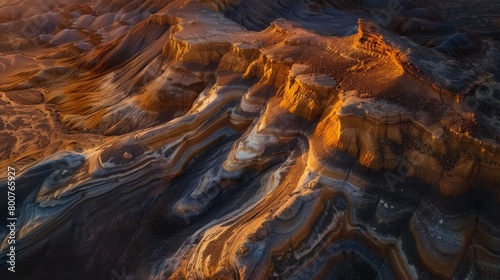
1,0,500,279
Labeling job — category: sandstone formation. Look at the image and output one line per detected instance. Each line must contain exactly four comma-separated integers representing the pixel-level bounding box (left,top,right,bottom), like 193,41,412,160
0,0,499,279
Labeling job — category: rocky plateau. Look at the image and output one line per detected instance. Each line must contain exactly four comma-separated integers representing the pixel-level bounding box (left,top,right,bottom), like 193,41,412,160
0,0,499,279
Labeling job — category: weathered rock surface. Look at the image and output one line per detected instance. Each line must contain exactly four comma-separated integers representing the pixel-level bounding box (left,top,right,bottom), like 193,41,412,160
0,0,499,279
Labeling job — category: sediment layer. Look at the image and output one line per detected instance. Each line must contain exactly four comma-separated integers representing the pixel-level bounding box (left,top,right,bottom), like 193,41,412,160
0,0,499,279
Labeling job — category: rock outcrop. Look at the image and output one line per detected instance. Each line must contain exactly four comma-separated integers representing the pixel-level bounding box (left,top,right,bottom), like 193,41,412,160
0,0,499,279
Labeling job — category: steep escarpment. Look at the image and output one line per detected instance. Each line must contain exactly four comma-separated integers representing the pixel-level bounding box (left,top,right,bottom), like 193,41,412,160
0,0,499,279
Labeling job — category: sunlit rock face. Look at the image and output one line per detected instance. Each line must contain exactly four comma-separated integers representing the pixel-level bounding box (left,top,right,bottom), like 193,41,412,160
1,0,499,279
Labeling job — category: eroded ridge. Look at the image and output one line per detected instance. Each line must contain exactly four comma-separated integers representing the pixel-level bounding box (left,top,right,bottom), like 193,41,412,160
0,0,499,279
